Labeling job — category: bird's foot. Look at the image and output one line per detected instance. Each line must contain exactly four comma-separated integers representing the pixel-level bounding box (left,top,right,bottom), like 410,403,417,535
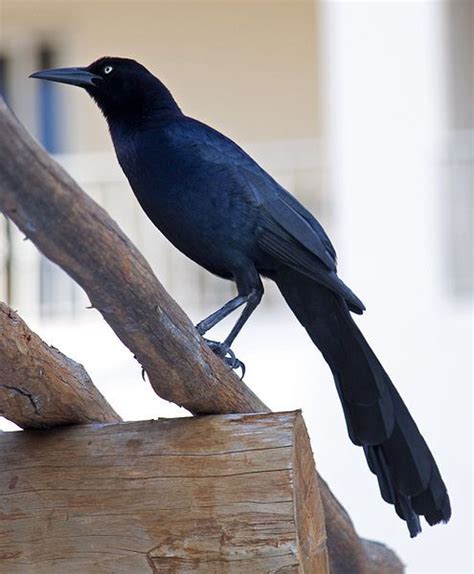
203,338,246,379
195,321,207,336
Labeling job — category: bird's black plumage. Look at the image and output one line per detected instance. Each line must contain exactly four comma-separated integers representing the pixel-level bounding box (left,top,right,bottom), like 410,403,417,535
30,56,451,536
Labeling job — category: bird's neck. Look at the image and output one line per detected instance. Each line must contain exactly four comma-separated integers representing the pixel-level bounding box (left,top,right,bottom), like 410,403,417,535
142,81,183,125
98,81,183,130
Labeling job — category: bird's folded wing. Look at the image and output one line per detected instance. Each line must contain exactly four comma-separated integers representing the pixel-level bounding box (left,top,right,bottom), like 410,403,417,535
257,190,337,271
172,118,364,312
256,190,365,314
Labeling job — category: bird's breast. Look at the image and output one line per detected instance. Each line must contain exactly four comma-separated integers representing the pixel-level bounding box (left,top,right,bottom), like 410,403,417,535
115,136,259,276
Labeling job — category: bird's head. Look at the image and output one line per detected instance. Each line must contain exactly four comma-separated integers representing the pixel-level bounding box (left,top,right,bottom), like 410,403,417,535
30,56,180,122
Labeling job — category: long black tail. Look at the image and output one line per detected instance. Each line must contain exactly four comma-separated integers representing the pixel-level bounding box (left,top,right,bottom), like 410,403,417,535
276,267,451,536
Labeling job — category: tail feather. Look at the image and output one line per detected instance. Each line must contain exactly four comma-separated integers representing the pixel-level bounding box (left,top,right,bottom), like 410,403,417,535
334,372,394,446
412,465,452,525
276,267,451,536
365,446,422,537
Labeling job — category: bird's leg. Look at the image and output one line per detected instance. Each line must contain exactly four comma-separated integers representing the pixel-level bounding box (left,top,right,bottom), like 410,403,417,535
221,288,262,349
195,293,249,377
197,286,263,377
195,294,248,336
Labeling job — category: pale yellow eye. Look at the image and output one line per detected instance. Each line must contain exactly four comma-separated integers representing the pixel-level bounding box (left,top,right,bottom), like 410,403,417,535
104,65,113,75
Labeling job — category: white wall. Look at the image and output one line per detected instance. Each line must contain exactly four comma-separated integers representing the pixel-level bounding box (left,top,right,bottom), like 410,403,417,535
322,1,472,572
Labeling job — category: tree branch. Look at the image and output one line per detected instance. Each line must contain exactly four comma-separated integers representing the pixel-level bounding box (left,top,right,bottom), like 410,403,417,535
0,302,121,428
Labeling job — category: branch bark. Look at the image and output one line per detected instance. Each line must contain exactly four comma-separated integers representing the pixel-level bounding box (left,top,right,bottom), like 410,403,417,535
0,99,403,573
0,302,121,428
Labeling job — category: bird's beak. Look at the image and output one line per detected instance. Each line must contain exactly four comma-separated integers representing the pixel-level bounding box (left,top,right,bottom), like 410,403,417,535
29,66,101,88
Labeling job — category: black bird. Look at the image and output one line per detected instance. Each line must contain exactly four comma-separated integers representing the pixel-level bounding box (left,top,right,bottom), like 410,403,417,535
30,57,451,536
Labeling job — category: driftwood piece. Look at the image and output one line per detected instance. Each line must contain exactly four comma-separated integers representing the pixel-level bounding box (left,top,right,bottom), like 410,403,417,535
0,99,403,573
0,412,329,573
0,302,120,428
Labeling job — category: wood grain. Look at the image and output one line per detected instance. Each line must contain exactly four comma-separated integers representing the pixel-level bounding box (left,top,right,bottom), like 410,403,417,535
0,302,121,428
0,412,329,573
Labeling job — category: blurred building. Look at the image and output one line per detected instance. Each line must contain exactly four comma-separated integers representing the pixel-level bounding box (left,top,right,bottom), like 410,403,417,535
0,1,472,572
0,0,329,319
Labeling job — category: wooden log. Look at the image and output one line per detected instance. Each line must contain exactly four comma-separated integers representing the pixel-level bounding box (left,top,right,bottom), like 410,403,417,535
0,99,403,573
362,540,407,574
0,411,329,573
0,302,121,428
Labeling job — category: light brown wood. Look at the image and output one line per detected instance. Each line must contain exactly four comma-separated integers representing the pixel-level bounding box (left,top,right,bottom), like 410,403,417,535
0,99,403,573
0,411,329,573
0,302,121,428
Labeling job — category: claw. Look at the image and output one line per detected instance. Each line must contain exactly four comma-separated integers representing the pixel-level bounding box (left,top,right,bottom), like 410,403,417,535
229,357,246,380
195,321,206,336
224,345,236,363
134,354,148,382
203,338,246,379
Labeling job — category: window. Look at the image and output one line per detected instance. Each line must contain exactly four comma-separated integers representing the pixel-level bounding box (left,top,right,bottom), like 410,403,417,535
37,45,61,153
